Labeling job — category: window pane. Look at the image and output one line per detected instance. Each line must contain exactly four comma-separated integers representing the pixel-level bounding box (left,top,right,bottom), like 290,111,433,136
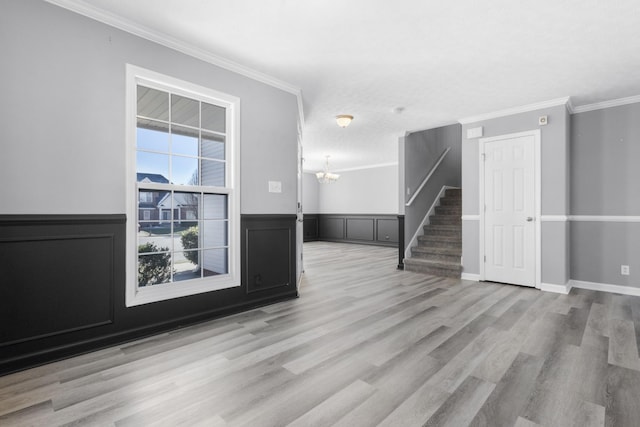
174,192,200,222
137,119,169,153
178,221,199,251
137,152,169,182
202,102,225,133
155,192,173,222
203,194,227,219
202,248,228,275
138,189,155,206
172,156,199,186
174,250,200,282
202,220,228,248
138,251,172,287
172,125,199,157
137,86,169,121
171,94,199,127
201,159,225,187
138,232,173,253
202,131,225,160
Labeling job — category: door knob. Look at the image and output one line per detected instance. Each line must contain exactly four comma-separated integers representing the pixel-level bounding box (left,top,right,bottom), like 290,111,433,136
526,217,534,222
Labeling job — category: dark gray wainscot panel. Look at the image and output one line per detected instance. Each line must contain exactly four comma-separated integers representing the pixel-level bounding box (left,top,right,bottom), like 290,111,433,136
303,214,319,242
0,214,297,375
242,215,297,294
317,214,398,247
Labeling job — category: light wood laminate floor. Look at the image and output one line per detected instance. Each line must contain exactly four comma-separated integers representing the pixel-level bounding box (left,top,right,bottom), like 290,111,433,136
2,241,640,426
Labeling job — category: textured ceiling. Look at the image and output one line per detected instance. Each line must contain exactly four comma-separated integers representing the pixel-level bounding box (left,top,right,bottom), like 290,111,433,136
51,0,640,171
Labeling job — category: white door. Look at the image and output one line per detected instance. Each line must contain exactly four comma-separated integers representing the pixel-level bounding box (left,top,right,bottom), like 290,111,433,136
481,132,536,287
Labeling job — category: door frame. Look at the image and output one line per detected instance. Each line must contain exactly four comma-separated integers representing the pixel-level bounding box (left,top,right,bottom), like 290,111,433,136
478,129,542,289
296,123,304,289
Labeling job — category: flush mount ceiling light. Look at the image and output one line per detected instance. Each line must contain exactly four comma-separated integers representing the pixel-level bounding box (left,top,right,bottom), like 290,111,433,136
316,155,340,184
335,114,354,128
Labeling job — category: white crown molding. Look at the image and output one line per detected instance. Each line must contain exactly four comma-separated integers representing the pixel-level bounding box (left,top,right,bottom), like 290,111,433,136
570,215,640,222
572,94,640,114
407,121,460,135
303,162,398,174
571,280,640,297
332,162,398,173
43,1,304,103
458,97,571,125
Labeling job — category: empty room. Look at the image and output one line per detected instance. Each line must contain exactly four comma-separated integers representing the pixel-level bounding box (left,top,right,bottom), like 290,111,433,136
1,1,640,426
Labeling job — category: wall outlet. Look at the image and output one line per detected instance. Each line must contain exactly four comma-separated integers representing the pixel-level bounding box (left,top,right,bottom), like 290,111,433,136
621,265,630,275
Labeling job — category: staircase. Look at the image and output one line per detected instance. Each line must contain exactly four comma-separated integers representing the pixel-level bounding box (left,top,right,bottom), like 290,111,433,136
404,188,462,278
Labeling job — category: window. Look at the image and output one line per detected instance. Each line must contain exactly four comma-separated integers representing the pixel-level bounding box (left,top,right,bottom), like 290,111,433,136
126,65,240,307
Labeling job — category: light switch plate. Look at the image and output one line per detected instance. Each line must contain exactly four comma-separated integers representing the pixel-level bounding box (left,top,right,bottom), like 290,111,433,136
268,181,282,193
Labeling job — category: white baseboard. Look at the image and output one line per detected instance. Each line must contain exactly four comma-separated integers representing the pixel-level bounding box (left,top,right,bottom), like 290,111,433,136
540,282,572,294
456,277,640,297
570,280,640,297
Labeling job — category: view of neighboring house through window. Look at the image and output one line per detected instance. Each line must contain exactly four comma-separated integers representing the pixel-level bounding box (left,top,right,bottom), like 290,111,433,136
126,65,240,306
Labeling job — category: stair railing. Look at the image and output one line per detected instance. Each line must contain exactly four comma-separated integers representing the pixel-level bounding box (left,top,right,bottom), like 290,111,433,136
405,147,451,207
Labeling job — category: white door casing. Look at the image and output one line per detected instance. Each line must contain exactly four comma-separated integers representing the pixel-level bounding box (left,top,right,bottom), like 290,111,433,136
479,130,540,288
296,132,304,287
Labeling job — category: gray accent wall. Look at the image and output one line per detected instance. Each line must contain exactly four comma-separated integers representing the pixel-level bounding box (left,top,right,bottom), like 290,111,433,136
571,104,640,215
570,103,640,288
404,124,461,251
461,104,570,286
0,0,299,216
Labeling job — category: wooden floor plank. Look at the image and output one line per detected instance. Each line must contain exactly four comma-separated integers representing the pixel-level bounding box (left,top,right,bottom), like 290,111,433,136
2,242,640,426
469,352,544,427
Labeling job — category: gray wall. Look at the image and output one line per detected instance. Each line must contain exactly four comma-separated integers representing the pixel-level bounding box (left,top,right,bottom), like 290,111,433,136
302,172,320,214
0,0,299,216
315,165,398,214
570,103,640,287
461,104,570,286
404,124,462,250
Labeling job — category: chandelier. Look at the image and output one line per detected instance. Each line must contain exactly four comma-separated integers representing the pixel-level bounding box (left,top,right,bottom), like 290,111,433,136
316,155,340,184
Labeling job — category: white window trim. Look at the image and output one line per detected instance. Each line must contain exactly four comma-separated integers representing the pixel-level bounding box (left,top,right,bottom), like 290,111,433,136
125,64,241,307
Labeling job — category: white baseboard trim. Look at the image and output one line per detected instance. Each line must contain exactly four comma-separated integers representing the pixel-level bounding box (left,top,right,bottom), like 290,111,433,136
461,273,480,281
540,282,572,294
570,280,640,297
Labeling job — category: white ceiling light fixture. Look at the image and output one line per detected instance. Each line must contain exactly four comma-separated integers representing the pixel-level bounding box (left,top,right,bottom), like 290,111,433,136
335,114,354,128
316,155,340,184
